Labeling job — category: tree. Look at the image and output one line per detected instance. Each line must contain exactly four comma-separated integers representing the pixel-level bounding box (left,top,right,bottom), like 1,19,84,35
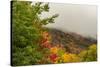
12,1,58,66
79,44,97,62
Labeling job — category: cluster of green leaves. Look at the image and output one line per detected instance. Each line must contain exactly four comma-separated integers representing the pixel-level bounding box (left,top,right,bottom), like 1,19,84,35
12,1,58,66
79,44,97,62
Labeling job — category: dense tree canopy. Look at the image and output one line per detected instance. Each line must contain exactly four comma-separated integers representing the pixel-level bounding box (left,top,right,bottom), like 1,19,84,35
79,44,97,61
12,1,58,66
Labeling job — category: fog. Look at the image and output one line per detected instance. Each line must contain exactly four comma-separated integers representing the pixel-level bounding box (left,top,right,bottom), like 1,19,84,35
41,3,97,38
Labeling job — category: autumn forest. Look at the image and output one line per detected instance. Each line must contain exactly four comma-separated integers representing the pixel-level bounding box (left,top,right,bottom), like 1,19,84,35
11,1,97,66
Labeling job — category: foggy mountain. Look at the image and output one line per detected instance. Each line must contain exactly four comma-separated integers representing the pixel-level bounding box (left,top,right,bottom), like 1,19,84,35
41,3,97,39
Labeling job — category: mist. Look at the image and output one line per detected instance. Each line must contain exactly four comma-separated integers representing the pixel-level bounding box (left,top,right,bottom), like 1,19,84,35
41,3,97,38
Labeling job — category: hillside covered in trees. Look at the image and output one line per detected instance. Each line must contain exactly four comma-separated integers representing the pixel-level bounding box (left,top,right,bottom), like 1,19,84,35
11,1,97,66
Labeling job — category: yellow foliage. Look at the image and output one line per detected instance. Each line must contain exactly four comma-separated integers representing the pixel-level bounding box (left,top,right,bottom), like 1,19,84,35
69,54,80,62
61,53,72,62
61,53,80,63
78,44,97,61
50,46,59,54
89,44,97,50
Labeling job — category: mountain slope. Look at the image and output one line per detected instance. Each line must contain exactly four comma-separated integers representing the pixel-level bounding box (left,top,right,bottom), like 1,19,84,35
47,28,97,54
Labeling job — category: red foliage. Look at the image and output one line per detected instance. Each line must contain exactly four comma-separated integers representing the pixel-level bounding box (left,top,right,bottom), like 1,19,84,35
49,54,58,62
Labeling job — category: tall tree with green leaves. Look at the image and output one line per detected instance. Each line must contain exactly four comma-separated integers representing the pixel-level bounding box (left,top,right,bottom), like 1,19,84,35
12,1,58,66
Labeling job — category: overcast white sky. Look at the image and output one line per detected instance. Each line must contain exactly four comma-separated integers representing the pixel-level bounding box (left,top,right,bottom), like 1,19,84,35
40,3,97,38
